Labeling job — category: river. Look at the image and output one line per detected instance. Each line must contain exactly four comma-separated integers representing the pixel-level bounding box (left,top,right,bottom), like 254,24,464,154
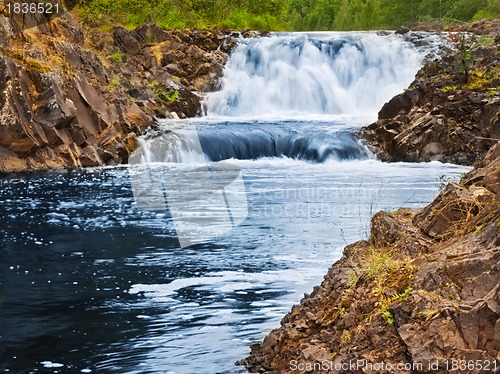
0,32,468,373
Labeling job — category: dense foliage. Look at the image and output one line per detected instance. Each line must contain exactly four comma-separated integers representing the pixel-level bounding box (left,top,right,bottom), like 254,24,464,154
75,0,500,30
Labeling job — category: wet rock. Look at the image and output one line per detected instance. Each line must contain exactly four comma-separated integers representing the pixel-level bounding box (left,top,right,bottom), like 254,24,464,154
395,26,410,35
169,88,201,118
220,36,238,53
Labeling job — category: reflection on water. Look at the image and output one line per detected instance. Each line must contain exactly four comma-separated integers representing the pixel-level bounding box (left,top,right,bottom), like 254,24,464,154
0,157,468,373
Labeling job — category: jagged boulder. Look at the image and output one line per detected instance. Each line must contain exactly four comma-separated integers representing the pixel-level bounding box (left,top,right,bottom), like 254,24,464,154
464,142,500,195
113,26,142,55
413,182,494,239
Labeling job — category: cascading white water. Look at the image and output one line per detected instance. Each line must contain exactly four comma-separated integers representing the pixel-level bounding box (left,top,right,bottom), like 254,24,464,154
136,126,208,164
206,32,425,117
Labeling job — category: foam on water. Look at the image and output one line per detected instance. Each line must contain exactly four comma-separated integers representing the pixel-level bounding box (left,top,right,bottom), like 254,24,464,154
129,268,318,300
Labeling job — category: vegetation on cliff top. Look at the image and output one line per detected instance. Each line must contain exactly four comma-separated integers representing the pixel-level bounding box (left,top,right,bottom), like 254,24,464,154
73,0,500,31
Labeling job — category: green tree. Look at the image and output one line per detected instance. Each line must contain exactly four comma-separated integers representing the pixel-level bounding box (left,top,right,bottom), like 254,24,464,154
473,0,500,19
333,0,352,30
77,0,499,31
448,0,488,21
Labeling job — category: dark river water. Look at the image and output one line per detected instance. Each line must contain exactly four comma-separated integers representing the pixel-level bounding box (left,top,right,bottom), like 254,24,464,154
0,32,465,373
0,143,468,373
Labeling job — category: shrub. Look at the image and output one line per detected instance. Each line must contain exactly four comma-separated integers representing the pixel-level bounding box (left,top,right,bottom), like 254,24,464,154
109,51,124,63
148,81,179,103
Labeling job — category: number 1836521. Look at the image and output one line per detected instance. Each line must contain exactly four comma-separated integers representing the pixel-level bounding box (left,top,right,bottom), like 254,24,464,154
4,2,60,14
444,360,498,372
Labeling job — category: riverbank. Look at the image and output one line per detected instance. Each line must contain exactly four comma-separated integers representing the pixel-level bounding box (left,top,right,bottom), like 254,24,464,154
241,20,500,374
0,11,244,173
241,147,500,373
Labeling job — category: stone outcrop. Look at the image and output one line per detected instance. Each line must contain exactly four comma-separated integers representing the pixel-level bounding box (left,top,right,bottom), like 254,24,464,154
240,143,500,373
0,11,239,173
362,20,500,165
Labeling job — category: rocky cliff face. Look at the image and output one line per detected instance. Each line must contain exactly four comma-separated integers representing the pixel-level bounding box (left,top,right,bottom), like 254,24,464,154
0,11,237,173
241,20,500,374
362,20,500,165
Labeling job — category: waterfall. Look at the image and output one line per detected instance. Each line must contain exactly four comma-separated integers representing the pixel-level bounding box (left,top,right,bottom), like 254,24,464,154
128,31,444,248
133,123,371,163
135,126,208,164
205,32,425,117
134,32,443,164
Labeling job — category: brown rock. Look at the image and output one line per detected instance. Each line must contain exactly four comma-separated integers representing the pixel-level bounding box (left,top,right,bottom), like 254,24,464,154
378,92,413,119
0,11,237,172
413,183,492,239
165,63,186,77
34,75,77,129
220,36,238,54
185,44,206,61
113,26,142,55
362,36,500,165
0,146,28,173
133,23,169,44
370,211,400,247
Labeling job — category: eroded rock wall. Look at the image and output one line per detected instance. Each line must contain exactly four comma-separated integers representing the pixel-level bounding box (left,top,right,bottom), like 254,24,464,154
0,12,237,172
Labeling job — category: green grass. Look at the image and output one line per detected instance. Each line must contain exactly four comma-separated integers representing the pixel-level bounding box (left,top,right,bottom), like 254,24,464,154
11,49,24,61
26,59,52,73
358,245,415,325
109,74,122,87
109,50,124,63
147,81,179,104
